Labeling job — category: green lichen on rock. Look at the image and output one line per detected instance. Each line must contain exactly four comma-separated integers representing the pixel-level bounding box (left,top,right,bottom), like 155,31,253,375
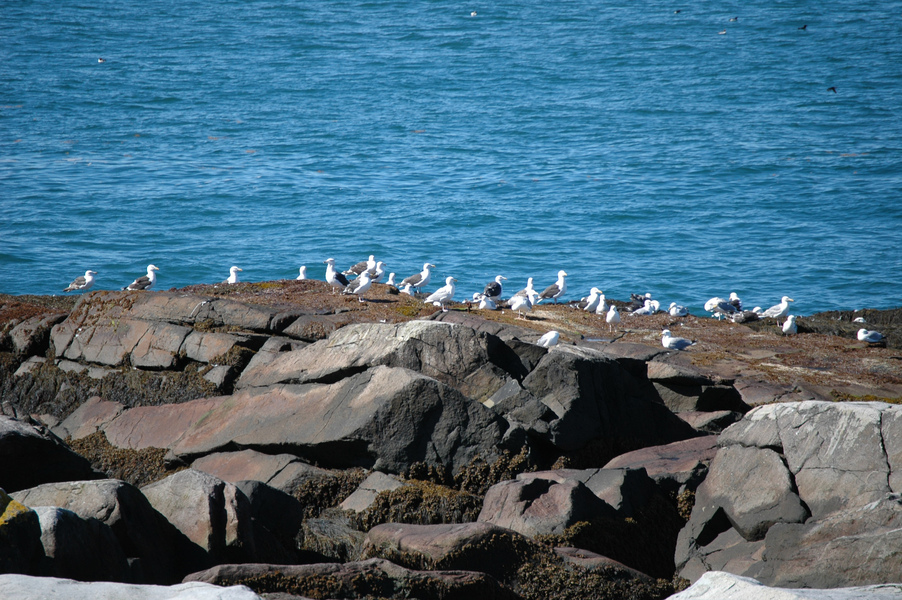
354,480,482,531
67,430,181,487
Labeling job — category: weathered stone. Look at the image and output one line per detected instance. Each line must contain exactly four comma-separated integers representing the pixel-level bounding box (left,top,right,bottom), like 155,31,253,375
604,436,719,494
236,321,513,403
678,410,743,434
53,396,125,441
0,574,264,600
0,488,43,575
297,516,367,563
718,404,783,449
647,360,716,386
653,382,749,414
130,321,192,369
180,331,246,364
12,479,209,584
0,416,97,493
280,312,359,341
190,449,330,494
365,521,532,580
102,397,222,450
234,480,303,564
554,547,654,583
240,336,308,376
340,471,406,512
671,571,902,600
478,477,614,537
884,409,902,493
141,470,256,564
32,506,129,582
518,468,662,519
169,367,506,473
13,356,45,377
56,360,113,380
184,558,517,600
10,313,67,356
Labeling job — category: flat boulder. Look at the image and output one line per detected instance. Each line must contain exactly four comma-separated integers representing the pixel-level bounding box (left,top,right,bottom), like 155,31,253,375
53,397,125,441
0,574,263,600
32,506,129,582
604,436,718,494
0,416,98,493
340,471,406,512
670,571,902,600
190,449,330,494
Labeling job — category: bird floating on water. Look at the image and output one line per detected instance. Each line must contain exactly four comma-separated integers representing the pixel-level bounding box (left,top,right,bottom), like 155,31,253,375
537,331,560,348
323,258,350,293
857,329,885,343
342,270,373,302
761,296,794,319
124,265,159,291
426,276,457,311
402,263,435,292
782,315,798,335
537,270,568,304
662,329,695,350
98,57,105,63
64,270,97,292
224,266,243,284
296,266,307,280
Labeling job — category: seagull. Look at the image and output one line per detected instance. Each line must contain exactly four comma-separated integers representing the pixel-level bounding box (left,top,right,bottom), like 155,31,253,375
798,24,807,30
473,293,498,310
537,331,560,348
64,270,97,292
483,275,507,301
583,287,603,313
344,255,376,277
594,292,610,315
509,293,533,319
224,266,243,284
606,305,621,332
827,86,837,93
400,283,415,297
853,316,866,323
537,270,568,303
124,265,159,291
296,266,307,280
761,296,795,319
632,299,656,316
858,329,885,343
705,297,739,319
401,263,436,292
782,315,798,335
323,258,350,293
98,57,105,63
628,293,652,311
386,273,397,287
514,277,539,304
729,16,738,21
662,329,695,350
367,261,386,283
342,270,373,302
425,276,456,311
729,292,742,311
669,302,690,317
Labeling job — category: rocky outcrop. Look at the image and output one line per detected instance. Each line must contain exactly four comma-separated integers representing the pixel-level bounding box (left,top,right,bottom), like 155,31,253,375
676,401,902,587
0,489,43,575
603,436,719,494
31,506,129,581
671,571,902,600
0,574,264,600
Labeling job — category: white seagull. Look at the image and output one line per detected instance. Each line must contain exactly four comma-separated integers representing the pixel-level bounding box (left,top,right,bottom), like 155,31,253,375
514,277,540,305
606,305,621,332
631,299,656,316
483,275,507,301
662,329,695,350
344,255,376,277
762,296,795,319
705,297,738,319
509,293,533,319
323,258,350,293
367,261,386,283
537,270,568,303
669,302,690,317
386,272,397,287
583,287,603,313
296,266,307,280
858,329,885,343
64,270,97,292
224,266,243,284
594,292,610,315
400,283,415,297
473,293,498,310
537,330,560,348
402,263,436,292
426,276,457,311
342,270,373,302
782,315,798,335
124,265,159,291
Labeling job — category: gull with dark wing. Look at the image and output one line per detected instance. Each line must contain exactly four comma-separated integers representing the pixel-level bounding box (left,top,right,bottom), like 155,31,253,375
402,263,436,292
537,270,568,304
323,258,350,293
124,265,159,291
342,270,373,302
64,270,97,292
483,275,507,302
662,329,695,350
344,255,376,277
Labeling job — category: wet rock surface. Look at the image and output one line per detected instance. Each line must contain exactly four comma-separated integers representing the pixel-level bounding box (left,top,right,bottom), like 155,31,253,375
1,285,901,597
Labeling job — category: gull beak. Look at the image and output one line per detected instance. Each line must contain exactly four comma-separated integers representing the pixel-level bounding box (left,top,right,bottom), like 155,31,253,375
789,298,795,302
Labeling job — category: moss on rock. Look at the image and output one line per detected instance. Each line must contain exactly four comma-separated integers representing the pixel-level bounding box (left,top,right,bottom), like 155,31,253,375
67,430,181,487
293,469,369,520
354,480,482,531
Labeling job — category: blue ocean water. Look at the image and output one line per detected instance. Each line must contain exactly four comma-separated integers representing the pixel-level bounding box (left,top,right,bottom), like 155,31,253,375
2,0,901,314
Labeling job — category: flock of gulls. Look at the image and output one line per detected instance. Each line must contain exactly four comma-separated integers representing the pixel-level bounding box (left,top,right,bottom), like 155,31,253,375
63,259,888,350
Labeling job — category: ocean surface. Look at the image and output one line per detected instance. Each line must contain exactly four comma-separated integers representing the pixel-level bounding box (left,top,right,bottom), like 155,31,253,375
2,0,901,315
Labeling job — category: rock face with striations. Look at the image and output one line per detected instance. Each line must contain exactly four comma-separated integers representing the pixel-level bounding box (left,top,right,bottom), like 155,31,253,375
676,401,902,588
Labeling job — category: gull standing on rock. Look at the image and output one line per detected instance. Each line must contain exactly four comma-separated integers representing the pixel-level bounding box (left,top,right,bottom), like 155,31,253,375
296,266,307,280
367,261,386,283
705,297,738,319
762,296,795,319
509,293,533,319
483,276,507,302
632,299,656,316
64,270,97,292
124,265,159,291
858,329,885,343
473,293,498,310
538,270,568,304
344,255,376,277
595,292,610,315
583,288,603,313
729,292,742,311
606,305,621,332
323,258,350,293
402,263,436,292
224,266,243,284
342,270,373,302
662,329,695,350
669,302,690,317
426,276,456,311
514,278,539,304
386,273,397,287
537,331,560,348
782,315,798,335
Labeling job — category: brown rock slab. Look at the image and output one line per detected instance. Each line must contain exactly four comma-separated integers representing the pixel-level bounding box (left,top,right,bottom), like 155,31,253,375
0,416,97,493
190,449,330,494
604,436,719,494
54,396,125,441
